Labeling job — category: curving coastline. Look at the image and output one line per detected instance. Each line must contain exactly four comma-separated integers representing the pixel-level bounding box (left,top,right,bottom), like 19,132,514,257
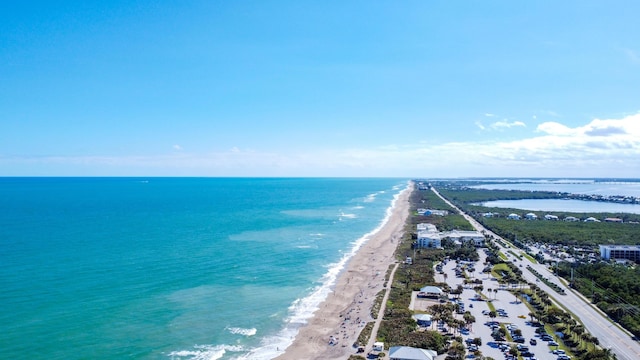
273,183,412,360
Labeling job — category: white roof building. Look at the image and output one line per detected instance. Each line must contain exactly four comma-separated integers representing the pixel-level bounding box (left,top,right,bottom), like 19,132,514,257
389,346,437,360
417,223,437,232
417,230,441,248
442,230,485,246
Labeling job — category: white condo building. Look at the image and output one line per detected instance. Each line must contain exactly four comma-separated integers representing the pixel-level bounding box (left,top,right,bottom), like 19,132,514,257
600,245,640,262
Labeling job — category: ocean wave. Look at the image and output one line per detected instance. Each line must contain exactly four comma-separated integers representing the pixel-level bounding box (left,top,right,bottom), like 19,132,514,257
363,193,376,202
339,212,357,219
296,244,318,249
168,344,243,360
227,327,257,336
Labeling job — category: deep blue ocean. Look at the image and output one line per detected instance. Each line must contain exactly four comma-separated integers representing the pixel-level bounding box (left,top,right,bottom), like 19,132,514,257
0,177,408,360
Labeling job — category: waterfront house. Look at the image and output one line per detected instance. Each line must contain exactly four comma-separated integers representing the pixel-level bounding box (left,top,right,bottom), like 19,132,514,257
525,213,538,220
584,217,600,222
604,217,623,223
564,216,579,222
389,346,437,360
507,213,521,220
544,214,559,220
417,208,448,216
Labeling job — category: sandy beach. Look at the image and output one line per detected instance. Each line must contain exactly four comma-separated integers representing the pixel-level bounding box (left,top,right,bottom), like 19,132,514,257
274,183,412,360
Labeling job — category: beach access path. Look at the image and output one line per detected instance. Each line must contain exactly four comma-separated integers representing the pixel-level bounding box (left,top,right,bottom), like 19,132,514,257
274,185,411,360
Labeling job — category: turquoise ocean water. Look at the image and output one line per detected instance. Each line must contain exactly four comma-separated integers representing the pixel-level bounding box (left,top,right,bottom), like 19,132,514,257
0,178,408,360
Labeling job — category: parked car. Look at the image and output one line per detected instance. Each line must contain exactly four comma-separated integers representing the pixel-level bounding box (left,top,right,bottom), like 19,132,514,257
529,338,537,345
548,340,559,346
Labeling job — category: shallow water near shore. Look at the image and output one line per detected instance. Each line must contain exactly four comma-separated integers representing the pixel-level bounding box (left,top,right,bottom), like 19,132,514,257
0,177,407,360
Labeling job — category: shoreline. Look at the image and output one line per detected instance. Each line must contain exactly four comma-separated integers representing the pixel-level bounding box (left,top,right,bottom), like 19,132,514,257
274,182,412,360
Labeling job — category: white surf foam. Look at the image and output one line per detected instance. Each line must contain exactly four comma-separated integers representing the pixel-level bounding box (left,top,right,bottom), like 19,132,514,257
227,327,257,336
233,182,411,360
168,344,243,360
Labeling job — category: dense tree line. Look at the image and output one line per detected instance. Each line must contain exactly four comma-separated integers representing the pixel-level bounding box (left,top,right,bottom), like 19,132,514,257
556,262,640,336
437,187,562,204
477,217,640,246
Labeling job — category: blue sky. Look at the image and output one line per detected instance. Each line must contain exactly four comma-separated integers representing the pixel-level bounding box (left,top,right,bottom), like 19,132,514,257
2,1,639,177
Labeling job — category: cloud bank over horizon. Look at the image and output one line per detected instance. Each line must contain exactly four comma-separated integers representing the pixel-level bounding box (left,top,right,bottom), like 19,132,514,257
2,113,639,178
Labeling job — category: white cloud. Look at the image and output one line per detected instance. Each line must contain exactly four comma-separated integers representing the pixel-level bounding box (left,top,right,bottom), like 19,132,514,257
475,121,486,130
173,144,183,151
3,114,640,178
490,119,526,130
484,113,495,117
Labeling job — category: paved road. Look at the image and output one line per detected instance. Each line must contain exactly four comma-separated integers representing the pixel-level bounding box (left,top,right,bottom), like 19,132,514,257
432,188,640,360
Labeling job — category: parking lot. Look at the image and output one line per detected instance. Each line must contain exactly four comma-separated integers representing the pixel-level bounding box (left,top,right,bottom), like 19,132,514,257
434,249,561,360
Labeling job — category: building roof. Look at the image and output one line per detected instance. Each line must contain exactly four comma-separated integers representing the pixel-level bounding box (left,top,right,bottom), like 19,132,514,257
389,346,437,360
600,244,640,250
413,314,433,321
419,286,443,294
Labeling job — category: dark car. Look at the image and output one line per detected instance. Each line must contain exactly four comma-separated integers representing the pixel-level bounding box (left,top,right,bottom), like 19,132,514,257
529,339,537,345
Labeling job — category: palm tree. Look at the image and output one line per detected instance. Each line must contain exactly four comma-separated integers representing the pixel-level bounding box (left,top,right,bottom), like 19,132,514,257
493,288,498,299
